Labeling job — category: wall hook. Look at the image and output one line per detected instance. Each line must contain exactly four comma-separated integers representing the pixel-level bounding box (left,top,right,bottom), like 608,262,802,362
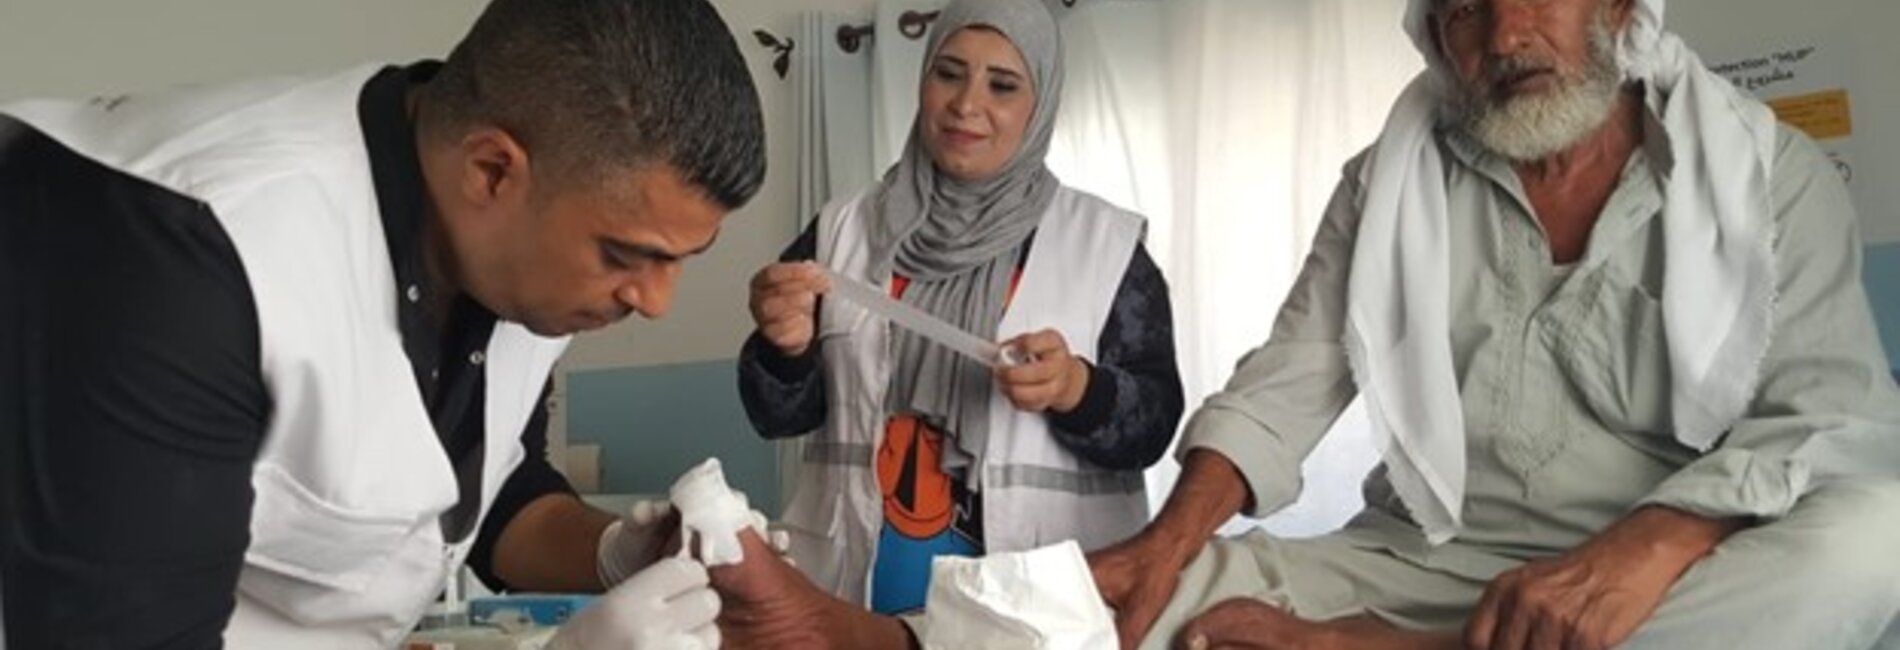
898,10,940,40
836,23,874,53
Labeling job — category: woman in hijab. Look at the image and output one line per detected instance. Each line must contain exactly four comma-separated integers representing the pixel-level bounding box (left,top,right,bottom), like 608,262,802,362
736,0,1183,615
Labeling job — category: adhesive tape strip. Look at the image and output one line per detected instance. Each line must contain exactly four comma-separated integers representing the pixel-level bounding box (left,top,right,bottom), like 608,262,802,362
822,268,1017,369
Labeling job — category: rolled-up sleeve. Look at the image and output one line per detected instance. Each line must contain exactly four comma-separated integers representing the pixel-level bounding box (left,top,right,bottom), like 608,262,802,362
1637,129,1900,521
1177,163,1365,518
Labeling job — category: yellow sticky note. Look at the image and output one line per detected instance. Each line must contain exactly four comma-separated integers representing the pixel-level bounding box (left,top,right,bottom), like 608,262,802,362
1768,89,1853,140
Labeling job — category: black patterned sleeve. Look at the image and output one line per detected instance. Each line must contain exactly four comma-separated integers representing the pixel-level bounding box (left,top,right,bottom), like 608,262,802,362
736,222,830,439
1045,243,1185,470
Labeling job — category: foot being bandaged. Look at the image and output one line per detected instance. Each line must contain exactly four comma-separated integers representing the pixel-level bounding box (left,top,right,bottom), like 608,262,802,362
668,458,769,567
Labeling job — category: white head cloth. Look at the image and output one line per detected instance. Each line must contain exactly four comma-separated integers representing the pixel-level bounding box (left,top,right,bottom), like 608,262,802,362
1350,0,1779,543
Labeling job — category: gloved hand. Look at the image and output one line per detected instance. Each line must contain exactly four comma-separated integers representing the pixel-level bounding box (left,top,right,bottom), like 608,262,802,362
597,494,795,586
596,499,677,587
545,556,721,650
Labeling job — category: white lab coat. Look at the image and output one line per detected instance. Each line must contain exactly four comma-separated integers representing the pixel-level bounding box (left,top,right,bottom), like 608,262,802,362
3,66,568,649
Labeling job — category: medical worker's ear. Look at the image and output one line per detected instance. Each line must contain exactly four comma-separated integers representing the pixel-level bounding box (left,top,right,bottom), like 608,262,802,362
456,126,534,209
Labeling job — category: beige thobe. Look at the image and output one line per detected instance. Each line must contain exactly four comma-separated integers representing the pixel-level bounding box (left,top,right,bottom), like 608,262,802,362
1145,121,1900,650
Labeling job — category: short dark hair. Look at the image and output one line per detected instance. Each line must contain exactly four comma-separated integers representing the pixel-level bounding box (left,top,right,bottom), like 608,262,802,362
423,0,766,210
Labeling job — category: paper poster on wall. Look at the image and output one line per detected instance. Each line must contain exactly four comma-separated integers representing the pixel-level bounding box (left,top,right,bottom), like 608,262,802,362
1707,39,1863,214
1702,30,1900,378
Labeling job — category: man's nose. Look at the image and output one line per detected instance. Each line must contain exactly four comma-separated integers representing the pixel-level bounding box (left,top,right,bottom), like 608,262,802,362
1487,0,1537,57
619,268,679,320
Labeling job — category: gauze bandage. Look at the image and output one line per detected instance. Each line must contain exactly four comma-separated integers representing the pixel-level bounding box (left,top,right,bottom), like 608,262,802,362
918,540,1115,650
668,458,766,567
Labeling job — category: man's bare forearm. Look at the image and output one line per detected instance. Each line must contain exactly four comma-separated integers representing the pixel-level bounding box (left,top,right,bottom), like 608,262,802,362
492,493,617,592
1594,505,1747,571
1146,450,1253,552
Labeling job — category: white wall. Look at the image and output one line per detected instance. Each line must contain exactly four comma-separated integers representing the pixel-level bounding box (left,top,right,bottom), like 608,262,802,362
0,1,486,101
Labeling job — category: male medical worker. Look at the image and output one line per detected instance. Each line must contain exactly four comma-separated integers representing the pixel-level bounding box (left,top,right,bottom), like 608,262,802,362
0,0,764,647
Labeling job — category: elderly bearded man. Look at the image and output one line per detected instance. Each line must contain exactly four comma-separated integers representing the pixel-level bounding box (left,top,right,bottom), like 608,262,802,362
1088,0,1900,649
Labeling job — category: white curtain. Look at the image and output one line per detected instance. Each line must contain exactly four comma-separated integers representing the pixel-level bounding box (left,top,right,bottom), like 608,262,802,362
793,12,878,221
1047,0,1421,537
784,0,1423,537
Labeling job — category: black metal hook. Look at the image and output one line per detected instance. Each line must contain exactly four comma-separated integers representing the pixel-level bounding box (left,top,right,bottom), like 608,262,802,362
836,23,874,54
832,1,1079,56
898,10,940,40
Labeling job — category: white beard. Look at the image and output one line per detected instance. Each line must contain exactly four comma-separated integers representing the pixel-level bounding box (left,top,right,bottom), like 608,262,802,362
1458,17,1624,162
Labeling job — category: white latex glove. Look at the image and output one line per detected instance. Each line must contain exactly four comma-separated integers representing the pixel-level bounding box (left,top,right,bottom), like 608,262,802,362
546,556,721,650
596,499,675,586
597,494,793,585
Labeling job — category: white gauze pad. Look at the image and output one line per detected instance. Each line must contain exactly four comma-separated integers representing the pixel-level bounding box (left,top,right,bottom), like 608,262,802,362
668,458,755,567
919,540,1116,650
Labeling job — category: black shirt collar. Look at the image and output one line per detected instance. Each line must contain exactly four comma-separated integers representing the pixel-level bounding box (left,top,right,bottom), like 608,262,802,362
359,62,434,308
356,62,498,402
356,63,496,540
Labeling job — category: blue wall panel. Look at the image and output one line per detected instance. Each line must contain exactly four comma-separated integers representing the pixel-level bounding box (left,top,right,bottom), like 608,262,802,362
1864,243,1900,380
566,359,780,511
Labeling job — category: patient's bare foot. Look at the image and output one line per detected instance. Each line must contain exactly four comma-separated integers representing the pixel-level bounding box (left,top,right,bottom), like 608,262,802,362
705,529,828,648
1174,600,1459,650
708,530,912,650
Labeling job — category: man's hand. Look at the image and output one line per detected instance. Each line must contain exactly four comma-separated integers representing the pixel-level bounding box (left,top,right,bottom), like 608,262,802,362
547,557,721,650
749,262,828,357
1465,506,1745,650
1092,451,1255,649
1090,530,1196,650
995,329,1090,413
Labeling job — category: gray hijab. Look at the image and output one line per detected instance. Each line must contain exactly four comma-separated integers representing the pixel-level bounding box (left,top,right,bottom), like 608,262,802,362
870,0,1064,482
